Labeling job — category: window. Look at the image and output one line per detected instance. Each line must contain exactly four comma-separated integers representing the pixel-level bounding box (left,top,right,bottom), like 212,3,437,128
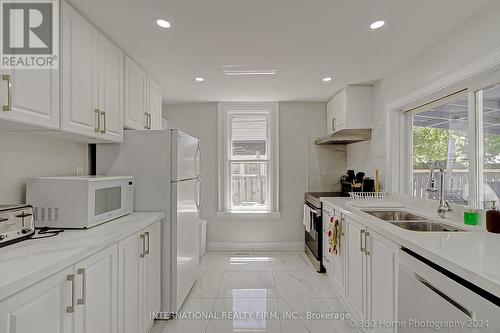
218,102,280,218
478,84,500,208
406,75,500,208
410,93,470,205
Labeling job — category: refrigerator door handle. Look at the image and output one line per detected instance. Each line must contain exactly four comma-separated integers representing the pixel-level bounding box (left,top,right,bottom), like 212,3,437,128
195,178,203,210
197,142,203,177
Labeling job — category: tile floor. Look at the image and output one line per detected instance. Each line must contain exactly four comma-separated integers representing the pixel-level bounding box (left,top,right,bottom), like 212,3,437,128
151,251,357,333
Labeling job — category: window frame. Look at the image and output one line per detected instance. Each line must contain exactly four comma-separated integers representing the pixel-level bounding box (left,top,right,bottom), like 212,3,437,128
217,102,280,219
400,69,500,208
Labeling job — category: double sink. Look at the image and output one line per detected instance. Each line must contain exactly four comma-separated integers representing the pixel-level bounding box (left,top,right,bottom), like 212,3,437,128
363,210,466,232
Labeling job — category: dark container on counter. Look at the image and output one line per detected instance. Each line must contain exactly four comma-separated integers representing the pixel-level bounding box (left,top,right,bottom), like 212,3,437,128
486,201,500,233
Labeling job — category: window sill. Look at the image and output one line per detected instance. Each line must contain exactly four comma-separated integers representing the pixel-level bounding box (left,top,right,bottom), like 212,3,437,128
216,211,282,220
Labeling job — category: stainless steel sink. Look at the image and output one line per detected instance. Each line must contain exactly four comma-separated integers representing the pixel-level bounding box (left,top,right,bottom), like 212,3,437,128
389,221,465,232
362,210,466,232
363,210,429,221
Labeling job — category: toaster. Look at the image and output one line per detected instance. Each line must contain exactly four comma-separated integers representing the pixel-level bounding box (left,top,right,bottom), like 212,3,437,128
0,205,35,247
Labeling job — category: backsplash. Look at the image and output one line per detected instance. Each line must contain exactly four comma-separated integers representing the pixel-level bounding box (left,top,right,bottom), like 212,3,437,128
0,131,88,204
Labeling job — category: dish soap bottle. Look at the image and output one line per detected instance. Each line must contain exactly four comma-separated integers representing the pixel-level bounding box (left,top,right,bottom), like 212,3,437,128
486,201,500,233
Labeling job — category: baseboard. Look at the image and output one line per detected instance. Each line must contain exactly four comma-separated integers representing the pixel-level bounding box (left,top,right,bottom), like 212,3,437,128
207,241,304,252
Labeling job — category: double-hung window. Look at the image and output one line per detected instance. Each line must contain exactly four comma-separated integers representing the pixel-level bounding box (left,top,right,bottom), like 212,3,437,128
217,102,280,218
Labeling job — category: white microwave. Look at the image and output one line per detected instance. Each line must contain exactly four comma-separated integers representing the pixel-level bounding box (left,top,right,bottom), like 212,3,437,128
27,176,134,229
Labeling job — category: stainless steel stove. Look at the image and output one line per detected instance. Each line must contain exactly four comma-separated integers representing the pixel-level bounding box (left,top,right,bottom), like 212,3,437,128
304,192,348,272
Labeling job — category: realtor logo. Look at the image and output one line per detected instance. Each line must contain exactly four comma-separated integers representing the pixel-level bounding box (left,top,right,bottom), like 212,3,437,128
1,0,59,69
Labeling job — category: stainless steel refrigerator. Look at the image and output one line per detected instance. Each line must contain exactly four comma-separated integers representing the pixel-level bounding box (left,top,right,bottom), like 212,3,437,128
97,129,202,313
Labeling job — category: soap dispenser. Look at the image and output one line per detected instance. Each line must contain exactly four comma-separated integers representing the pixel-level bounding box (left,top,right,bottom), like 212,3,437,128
486,201,500,233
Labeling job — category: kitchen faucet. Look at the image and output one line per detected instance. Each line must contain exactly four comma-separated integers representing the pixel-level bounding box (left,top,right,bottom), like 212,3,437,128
426,160,452,218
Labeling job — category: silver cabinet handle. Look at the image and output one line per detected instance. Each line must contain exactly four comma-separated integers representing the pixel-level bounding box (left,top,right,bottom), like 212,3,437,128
148,113,152,129
95,109,101,133
140,233,146,258
360,229,365,253
77,268,86,305
331,118,336,131
100,111,106,134
2,74,12,111
144,113,149,129
67,274,75,313
364,231,370,255
144,231,150,255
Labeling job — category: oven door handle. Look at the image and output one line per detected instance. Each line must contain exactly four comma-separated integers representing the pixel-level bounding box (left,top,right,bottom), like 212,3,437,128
305,202,321,217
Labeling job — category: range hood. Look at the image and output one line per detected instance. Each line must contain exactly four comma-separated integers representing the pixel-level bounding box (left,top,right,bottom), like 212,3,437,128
315,128,372,145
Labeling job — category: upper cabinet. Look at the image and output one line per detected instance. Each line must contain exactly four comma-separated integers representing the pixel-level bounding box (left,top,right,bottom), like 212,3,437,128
61,2,123,142
326,85,373,134
124,56,162,130
0,0,162,142
0,68,59,129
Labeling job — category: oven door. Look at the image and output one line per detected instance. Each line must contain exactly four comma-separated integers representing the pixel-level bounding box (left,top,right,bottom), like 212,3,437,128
305,203,323,272
88,179,133,227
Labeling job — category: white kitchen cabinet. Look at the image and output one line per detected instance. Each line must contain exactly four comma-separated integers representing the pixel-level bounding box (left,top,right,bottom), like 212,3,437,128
0,267,74,333
124,56,148,130
0,69,59,129
74,244,118,333
62,2,123,142
118,221,161,333
142,222,161,332
330,209,345,296
345,217,368,321
97,35,124,142
118,231,143,333
366,231,398,333
147,76,163,130
61,1,99,137
326,85,373,134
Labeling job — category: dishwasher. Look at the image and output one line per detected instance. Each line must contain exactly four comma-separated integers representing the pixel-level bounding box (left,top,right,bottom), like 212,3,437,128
398,248,500,333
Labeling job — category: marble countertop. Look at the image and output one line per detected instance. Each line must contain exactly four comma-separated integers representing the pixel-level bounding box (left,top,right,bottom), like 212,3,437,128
320,197,500,298
0,212,164,301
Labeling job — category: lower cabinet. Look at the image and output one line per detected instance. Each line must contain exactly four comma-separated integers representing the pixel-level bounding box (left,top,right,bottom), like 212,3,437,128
118,221,161,333
0,221,161,333
75,244,118,333
0,267,74,333
336,215,398,332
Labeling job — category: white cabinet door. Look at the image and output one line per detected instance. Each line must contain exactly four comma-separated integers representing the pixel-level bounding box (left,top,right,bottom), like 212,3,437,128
124,56,147,130
331,212,345,297
118,232,143,333
142,221,161,332
0,69,59,129
0,267,74,333
366,230,397,333
98,35,123,142
345,217,367,321
147,77,162,130
75,245,118,333
61,2,99,137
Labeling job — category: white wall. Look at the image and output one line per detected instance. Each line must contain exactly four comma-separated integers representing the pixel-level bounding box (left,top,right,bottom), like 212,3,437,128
0,132,88,204
164,102,345,249
347,0,500,189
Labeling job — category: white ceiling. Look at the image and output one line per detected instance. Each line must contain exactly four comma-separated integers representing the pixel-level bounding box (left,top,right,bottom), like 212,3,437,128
68,0,491,103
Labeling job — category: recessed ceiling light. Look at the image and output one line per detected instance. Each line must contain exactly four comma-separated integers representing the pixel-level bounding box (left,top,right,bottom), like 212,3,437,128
156,19,171,29
195,77,205,82
322,77,333,82
370,20,385,30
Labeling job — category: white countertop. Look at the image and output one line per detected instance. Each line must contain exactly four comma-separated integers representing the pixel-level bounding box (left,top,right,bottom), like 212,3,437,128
0,212,164,301
320,197,500,298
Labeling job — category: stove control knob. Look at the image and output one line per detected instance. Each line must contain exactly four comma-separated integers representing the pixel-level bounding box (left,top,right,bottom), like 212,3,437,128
0,234,5,241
